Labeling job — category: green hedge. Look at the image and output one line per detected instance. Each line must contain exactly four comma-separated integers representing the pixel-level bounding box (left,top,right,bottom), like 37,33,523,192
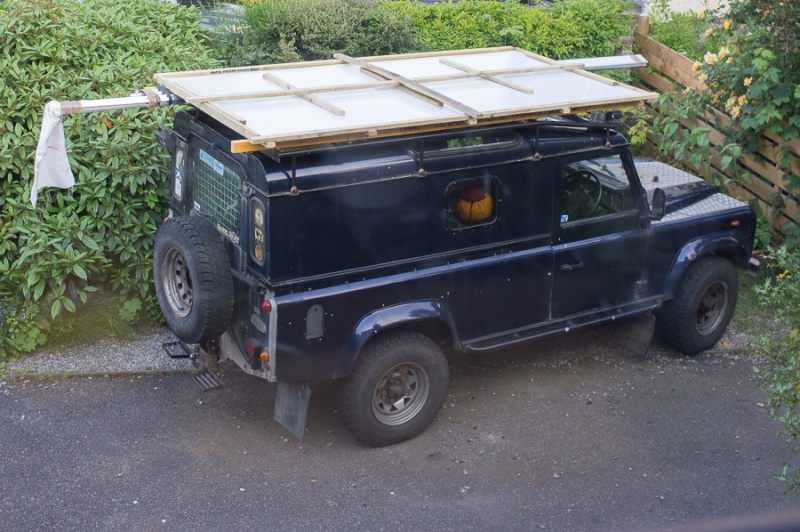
379,0,632,59
218,0,634,65
0,0,219,358
217,0,415,66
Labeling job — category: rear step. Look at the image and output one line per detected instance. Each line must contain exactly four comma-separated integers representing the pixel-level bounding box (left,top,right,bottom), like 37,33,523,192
192,364,225,390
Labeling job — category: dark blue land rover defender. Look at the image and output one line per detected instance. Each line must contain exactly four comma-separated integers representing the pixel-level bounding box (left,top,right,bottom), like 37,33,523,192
153,110,758,446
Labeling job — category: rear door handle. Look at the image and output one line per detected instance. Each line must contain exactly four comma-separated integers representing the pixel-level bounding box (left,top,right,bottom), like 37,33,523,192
560,261,584,272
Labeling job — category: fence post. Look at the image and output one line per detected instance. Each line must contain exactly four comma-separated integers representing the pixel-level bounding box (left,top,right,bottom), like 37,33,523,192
637,15,650,36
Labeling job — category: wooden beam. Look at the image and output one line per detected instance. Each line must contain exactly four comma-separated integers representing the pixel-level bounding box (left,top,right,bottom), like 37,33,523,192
438,57,535,94
333,53,482,118
262,72,345,116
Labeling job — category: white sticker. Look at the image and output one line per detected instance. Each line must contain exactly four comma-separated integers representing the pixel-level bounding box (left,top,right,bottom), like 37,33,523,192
174,170,183,199
199,149,224,175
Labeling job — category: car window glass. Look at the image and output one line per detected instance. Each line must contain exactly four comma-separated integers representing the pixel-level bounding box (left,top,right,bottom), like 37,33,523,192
417,131,519,156
559,155,635,224
194,148,242,235
446,177,499,231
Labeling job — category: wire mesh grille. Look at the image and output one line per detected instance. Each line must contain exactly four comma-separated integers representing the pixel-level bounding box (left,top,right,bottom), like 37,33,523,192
194,149,241,231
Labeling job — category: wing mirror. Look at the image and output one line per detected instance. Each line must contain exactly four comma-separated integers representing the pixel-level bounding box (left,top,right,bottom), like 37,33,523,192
650,188,666,221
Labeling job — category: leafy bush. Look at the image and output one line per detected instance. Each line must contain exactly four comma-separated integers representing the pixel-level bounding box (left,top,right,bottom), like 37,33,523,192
384,0,633,59
648,0,714,61
217,0,415,66
754,246,800,493
649,0,800,248
0,302,47,360
0,0,219,358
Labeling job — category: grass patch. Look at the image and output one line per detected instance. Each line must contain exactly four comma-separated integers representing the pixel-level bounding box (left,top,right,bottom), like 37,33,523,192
733,270,774,336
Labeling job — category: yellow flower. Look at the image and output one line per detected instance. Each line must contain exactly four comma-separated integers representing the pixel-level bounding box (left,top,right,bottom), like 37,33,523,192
718,47,730,59
731,106,741,118
699,73,709,83
705,28,716,38
698,8,706,19
693,61,702,71
727,57,733,64
738,95,747,106
725,96,736,110
744,77,753,87
704,52,719,64
724,19,732,30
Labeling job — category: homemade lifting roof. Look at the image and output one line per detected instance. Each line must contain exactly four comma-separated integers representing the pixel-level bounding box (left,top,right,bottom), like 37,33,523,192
155,47,656,152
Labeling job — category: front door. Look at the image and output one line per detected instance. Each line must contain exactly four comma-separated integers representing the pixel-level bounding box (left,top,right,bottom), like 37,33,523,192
551,151,649,319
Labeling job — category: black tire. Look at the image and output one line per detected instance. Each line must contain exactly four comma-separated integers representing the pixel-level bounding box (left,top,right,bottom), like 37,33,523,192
660,256,738,356
338,331,449,447
153,216,234,344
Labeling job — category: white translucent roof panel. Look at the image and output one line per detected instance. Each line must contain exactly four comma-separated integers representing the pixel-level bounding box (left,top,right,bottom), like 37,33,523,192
218,88,465,141
155,47,656,150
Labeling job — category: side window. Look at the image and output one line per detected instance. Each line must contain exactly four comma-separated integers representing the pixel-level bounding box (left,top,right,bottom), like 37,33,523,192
415,131,520,156
193,148,243,241
559,155,636,224
446,177,499,231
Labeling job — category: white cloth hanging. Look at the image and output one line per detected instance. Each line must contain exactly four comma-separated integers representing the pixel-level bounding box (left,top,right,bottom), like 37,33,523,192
32,101,75,207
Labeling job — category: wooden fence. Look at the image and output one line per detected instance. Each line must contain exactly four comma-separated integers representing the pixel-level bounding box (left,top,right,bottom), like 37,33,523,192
634,19,800,242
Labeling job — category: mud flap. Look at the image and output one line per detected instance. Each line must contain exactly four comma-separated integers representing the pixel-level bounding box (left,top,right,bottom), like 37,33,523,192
274,382,311,442
612,313,656,357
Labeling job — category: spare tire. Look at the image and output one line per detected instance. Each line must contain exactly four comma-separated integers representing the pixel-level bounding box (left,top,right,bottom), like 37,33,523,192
153,216,234,344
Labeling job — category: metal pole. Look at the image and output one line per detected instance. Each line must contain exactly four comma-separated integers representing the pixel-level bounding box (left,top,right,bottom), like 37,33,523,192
59,87,184,115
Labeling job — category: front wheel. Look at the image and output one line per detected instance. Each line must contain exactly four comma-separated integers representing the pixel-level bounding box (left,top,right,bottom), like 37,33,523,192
660,256,738,356
338,331,449,447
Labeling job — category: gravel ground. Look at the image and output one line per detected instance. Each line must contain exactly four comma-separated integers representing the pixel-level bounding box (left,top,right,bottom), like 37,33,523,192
4,327,194,376
3,311,756,377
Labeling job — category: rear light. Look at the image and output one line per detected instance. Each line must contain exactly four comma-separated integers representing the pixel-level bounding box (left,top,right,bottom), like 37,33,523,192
251,199,266,265
261,300,272,313
244,339,257,357
260,350,270,363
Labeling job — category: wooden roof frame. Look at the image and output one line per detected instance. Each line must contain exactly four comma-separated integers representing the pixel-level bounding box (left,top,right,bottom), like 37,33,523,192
155,47,656,153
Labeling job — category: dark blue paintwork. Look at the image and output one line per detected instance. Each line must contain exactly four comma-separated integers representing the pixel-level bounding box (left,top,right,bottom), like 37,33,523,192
163,110,757,383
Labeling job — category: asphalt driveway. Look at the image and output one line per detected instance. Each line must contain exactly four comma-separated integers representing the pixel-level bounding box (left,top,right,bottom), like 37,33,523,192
1,324,798,531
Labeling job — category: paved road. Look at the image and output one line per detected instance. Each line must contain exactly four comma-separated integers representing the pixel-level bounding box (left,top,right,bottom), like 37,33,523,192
1,325,798,531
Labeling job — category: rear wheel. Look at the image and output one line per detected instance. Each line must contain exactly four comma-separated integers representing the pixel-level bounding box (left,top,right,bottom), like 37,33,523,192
661,256,738,356
338,331,449,447
153,216,234,344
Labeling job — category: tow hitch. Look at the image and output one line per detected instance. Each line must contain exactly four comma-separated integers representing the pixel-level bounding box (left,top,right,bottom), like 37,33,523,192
162,341,225,390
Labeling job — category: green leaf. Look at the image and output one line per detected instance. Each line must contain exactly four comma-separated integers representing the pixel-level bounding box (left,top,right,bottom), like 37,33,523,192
50,299,62,319
72,264,88,280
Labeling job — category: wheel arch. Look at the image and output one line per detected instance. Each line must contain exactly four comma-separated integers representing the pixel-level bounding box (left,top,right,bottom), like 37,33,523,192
333,300,460,379
663,232,749,301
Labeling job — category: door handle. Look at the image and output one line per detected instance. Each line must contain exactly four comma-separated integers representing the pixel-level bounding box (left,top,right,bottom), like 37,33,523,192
560,261,584,272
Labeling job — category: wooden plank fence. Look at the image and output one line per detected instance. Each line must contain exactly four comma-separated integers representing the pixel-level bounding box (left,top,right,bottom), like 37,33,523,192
634,19,800,241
